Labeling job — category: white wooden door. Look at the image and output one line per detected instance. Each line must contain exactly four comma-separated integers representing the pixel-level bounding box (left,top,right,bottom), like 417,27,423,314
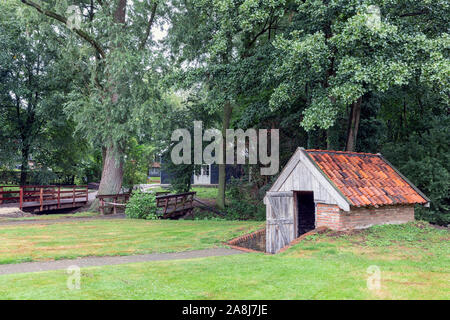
266,191,295,253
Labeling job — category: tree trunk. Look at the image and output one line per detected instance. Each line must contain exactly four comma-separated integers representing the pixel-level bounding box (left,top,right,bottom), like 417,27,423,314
90,1,127,212
216,102,232,210
98,144,124,195
92,144,124,212
345,97,362,152
20,146,29,185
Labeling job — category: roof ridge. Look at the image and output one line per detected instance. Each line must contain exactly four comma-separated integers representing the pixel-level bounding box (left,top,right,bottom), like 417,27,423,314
305,149,379,156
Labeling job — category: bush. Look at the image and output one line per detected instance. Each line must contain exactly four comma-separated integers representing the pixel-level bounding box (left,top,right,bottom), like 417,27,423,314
225,178,265,221
382,115,450,226
125,191,159,220
226,199,265,221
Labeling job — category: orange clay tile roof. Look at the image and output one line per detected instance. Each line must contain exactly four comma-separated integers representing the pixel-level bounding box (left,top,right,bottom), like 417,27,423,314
305,149,428,207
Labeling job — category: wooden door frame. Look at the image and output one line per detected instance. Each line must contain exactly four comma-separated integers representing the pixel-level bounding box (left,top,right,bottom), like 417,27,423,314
293,190,315,238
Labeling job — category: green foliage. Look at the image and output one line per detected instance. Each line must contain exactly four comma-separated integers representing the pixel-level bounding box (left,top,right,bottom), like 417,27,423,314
4,0,448,226
0,1,79,176
225,179,265,221
161,153,193,194
269,1,449,131
77,149,103,184
188,209,226,221
382,116,450,225
125,191,159,220
122,139,155,191
226,199,265,221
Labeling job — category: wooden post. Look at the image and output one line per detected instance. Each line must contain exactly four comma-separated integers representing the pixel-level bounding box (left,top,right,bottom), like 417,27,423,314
72,185,76,206
100,198,104,214
164,198,169,215
57,186,61,208
85,185,89,203
19,187,23,210
0,186,3,205
39,187,44,211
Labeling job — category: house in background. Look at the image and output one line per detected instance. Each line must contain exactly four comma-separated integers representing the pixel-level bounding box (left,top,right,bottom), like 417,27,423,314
148,162,161,177
161,164,243,186
265,148,430,253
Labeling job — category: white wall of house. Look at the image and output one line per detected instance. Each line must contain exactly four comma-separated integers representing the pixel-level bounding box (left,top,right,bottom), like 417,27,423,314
193,165,211,185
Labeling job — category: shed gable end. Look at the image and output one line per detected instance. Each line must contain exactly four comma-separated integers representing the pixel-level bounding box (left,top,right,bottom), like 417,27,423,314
268,148,350,211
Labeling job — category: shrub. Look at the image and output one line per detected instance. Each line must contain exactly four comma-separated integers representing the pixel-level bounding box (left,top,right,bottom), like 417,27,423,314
226,198,265,221
382,116,450,226
225,178,265,221
125,191,159,220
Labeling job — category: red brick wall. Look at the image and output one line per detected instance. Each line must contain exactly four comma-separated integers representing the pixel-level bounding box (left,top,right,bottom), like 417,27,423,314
315,203,341,229
228,228,266,252
315,203,415,231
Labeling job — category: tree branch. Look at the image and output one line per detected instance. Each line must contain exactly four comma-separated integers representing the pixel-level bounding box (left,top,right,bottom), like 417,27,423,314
399,10,428,18
139,2,158,50
20,0,106,58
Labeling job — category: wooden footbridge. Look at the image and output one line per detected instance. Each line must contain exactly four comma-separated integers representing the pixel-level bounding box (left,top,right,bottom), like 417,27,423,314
0,185,89,213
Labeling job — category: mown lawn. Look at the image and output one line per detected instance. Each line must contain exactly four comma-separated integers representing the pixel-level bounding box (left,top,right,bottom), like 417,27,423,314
192,187,218,199
0,219,263,264
147,177,160,184
0,221,448,299
152,186,218,199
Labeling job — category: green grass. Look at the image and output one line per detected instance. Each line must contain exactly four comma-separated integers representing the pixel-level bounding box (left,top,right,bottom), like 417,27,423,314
152,186,218,199
191,187,218,199
0,219,263,264
0,186,20,191
0,221,447,299
147,177,160,184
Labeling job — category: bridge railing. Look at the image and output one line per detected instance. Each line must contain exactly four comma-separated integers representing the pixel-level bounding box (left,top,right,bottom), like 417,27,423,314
0,185,88,210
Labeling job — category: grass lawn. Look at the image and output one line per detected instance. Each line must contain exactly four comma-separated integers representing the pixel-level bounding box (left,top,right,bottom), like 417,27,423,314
0,219,263,264
152,186,218,199
192,187,218,199
147,177,160,184
0,221,447,299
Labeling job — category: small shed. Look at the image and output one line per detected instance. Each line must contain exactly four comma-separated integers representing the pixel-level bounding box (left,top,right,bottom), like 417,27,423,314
264,148,430,253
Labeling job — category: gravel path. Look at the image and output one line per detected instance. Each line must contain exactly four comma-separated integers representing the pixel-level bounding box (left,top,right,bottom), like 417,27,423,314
0,248,245,275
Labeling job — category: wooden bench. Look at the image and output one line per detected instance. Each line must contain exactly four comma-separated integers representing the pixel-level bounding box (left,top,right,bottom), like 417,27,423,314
156,192,196,219
97,193,130,214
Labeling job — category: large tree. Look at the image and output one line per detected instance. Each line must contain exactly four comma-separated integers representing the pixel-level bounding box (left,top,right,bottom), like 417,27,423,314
0,1,74,184
269,0,449,151
18,0,164,198
167,0,286,208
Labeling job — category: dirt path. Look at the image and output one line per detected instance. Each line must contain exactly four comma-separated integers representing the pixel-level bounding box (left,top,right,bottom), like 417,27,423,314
0,248,245,275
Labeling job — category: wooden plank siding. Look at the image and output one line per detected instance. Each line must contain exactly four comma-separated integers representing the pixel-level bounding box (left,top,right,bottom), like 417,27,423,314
266,148,350,211
266,191,295,254
264,148,351,253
